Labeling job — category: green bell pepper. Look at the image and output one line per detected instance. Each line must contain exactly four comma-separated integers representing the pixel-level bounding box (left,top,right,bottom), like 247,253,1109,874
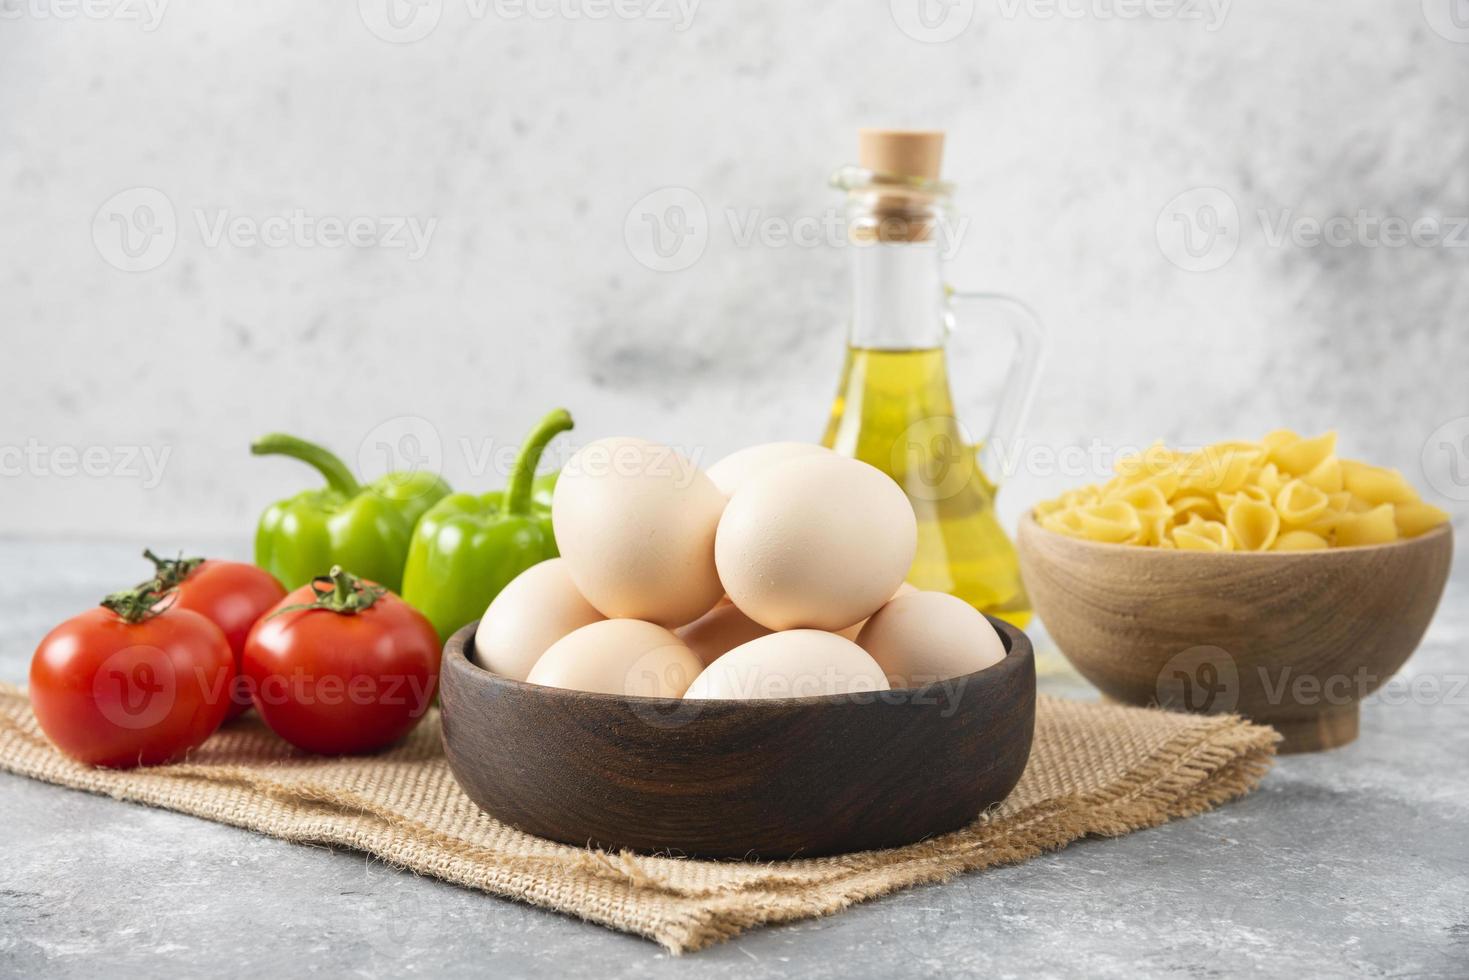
403,408,573,641
251,433,451,593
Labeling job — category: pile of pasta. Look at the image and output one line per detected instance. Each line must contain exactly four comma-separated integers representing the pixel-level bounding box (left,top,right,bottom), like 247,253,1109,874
1035,431,1449,551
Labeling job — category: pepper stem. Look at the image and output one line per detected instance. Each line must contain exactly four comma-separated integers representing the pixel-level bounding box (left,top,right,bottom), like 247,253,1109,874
144,548,204,590
503,408,574,515
250,434,362,497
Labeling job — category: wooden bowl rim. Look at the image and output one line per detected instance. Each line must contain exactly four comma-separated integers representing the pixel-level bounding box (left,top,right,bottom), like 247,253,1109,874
443,614,1033,709
1020,510,1453,558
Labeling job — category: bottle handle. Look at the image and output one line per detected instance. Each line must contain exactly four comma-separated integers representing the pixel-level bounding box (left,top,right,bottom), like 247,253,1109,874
945,289,1047,488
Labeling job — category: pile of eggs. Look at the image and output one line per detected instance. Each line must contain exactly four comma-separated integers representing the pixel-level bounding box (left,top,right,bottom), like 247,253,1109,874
472,438,1008,700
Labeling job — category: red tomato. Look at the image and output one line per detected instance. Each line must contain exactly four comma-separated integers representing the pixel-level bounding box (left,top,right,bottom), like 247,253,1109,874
30,604,234,768
156,556,286,718
242,570,440,755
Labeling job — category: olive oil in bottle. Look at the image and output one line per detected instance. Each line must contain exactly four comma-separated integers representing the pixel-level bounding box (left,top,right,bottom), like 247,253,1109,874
823,346,1030,627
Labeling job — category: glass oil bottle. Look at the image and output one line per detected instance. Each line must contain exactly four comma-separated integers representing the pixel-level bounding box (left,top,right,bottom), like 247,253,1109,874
821,130,1044,628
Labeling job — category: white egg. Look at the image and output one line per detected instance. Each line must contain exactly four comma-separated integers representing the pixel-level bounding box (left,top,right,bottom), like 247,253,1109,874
715,455,917,631
855,591,1006,688
552,436,726,628
837,582,918,640
472,559,604,681
526,619,704,697
684,630,890,700
676,602,772,667
705,442,834,496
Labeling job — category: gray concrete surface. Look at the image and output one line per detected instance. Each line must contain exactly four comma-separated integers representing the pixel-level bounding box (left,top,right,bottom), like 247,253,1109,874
1,536,1466,978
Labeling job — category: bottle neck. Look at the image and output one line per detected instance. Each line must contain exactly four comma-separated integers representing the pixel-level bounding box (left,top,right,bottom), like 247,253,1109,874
847,239,947,350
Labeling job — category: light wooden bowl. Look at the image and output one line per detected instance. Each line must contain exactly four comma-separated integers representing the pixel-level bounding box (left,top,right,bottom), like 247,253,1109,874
1018,515,1453,753
439,617,1036,859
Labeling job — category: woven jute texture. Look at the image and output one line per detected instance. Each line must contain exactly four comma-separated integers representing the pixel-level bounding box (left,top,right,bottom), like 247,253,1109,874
0,683,1276,954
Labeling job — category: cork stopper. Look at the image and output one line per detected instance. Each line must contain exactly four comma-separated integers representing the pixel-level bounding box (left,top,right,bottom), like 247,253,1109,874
858,129,945,181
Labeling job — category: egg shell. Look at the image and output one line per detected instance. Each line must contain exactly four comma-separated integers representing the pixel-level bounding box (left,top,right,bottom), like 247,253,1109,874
552,436,726,628
715,455,918,631
837,582,918,640
676,602,772,667
706,442,834,496
855,591,1006,688
472,558,604,681
526,619,703,697
684,630,890,700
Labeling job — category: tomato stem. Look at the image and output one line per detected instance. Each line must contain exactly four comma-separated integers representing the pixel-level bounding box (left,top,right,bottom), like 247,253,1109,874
269,565,386,618
144,549,204,590
100,583,174,624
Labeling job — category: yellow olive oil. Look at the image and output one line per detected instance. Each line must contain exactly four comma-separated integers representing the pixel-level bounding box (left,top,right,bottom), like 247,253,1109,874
822,346,1032,628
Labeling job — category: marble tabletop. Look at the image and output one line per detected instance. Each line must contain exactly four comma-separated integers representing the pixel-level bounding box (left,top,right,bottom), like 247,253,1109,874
2,536,1465,978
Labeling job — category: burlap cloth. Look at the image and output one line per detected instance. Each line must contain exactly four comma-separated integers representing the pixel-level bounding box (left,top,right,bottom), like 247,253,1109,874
0,682,1277,954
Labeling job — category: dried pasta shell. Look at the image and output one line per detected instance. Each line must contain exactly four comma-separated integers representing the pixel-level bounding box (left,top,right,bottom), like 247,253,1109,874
1274,479,1330,527
1113,442,1178,482
1273,530,1329,551
1342,462,1419,506
1107,482,1170,517
1394,501,1449,538
1038,507,1086,537
1269,431,1337,476
1138,511,1171,547
1334,503,1399,547
1262,429,1301,452
1253,461,1285,496
1172,519,1233,552
1218,486,1271,512
1178,447,1260,494
1075,501,1142,543
1225,498,1281,551
1172,494,1223,524
1302,455,1343,494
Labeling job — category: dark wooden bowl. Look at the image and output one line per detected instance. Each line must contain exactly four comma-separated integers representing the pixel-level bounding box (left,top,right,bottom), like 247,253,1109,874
439,617,1036,859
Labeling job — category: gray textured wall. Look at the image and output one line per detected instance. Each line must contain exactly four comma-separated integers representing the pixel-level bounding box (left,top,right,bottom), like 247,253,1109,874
3,0,1467,536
